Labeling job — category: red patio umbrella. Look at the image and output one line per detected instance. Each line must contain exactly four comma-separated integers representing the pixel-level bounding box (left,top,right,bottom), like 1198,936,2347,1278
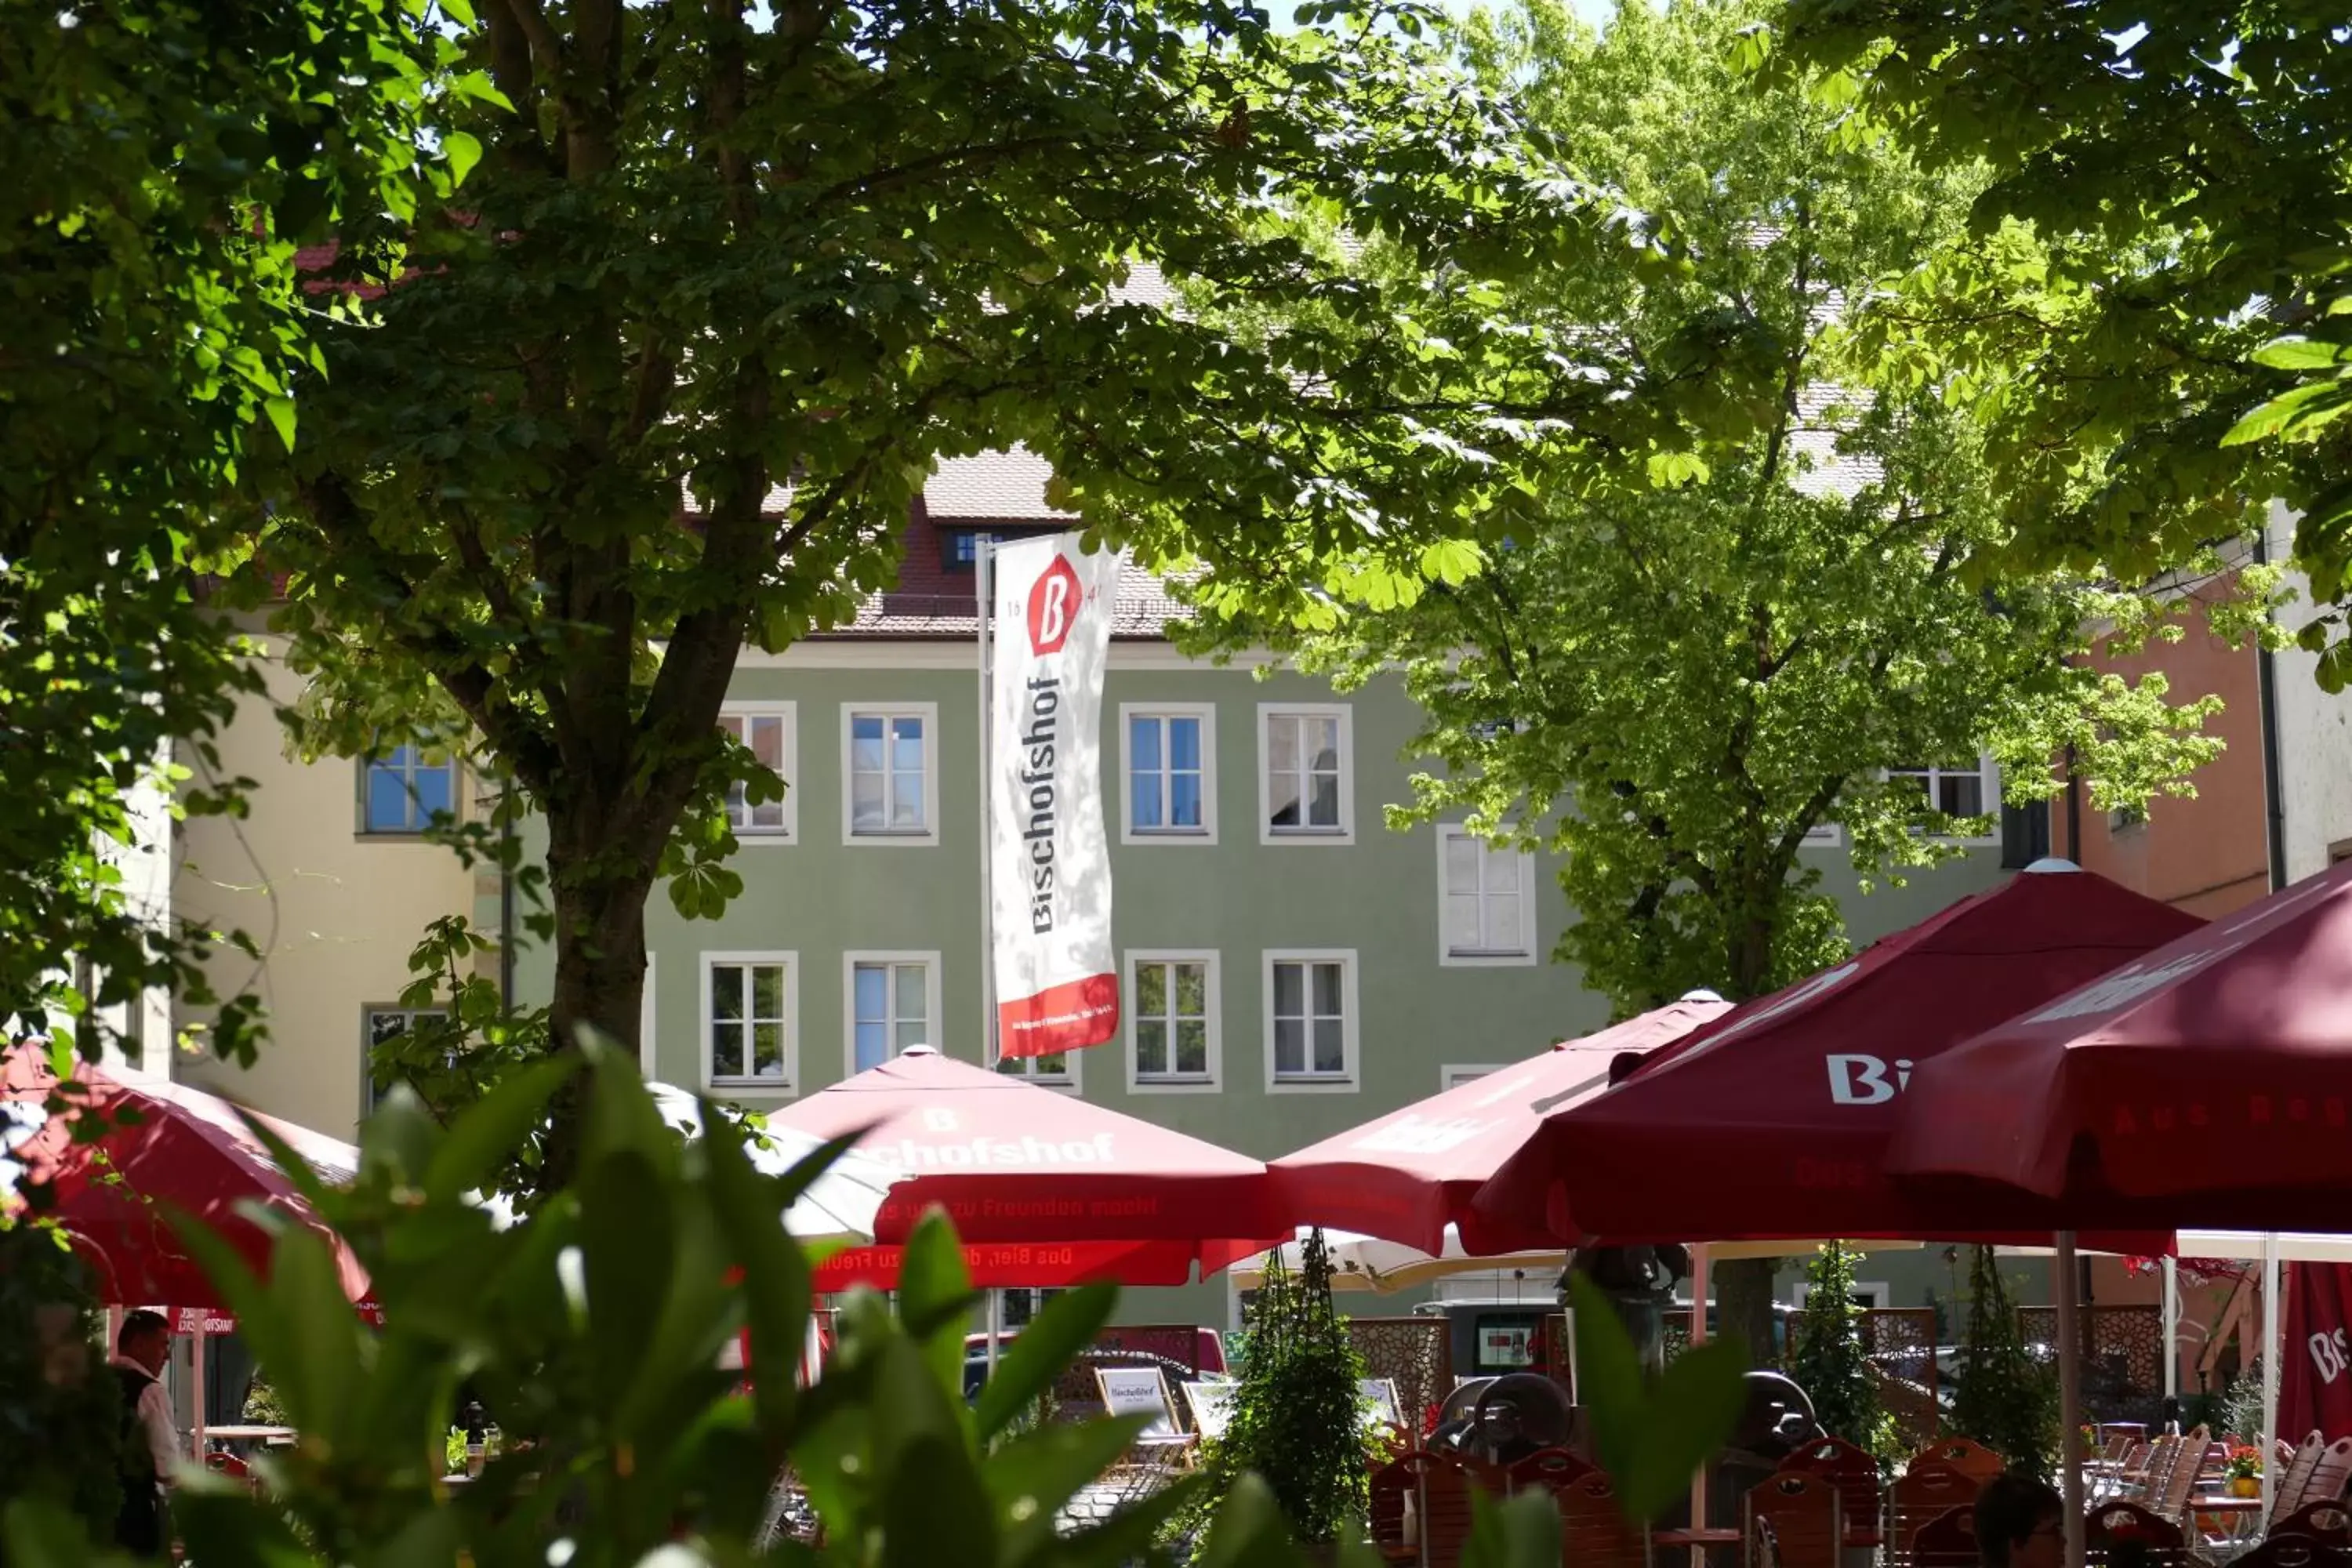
766,1046,1280,1287
1888,855,2352,1227
1473,862,2201,1248
1,1046,368,1309
1265,990,1732,1256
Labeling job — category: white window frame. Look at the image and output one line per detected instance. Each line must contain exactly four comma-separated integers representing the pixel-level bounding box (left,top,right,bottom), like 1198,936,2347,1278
360,1005,449,1116
1124,949,1222,1094
843,950,944,1075
357,745,460,836
993,1040,1083,1092
1888,756,2001,847
717,700,797,844
1440,1064,1505,1091
840,703,941,847
1261,949,1360,1094
1256,703,1355,847
699,951,800,1094
1118,702,1218,846
1434,825,1540,967
1793,1279,1893,1312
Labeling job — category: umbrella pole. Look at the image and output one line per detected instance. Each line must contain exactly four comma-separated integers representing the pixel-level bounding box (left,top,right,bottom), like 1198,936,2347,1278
2056,1231,2088,1568
1687,1243,1711,1566
191,1317,209,1464
2161,1257,2179,1407
986,1288,1003,1380
2262,1234,2281,1518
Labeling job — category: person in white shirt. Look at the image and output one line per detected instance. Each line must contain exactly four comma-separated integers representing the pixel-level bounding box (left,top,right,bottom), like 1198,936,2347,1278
110,1310,176,1556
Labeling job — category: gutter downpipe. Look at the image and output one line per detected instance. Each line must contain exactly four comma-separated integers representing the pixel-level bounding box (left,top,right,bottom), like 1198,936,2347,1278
2255,521,2289,894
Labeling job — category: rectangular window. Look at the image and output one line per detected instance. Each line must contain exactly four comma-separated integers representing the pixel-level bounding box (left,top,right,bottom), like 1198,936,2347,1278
1441,1065,1503,1091
359,744,456,834
1121,705,1215,843
1265,951,1358,1091
848,955,938,1073
703,954,796,1088
717,703,794,841
995,1048,1076,1087
841,705,938,844
361,1007,448,1114
1889,757,1998,842
1437,826,1537,965
1259,705,1352,844
1127,953,1218,1091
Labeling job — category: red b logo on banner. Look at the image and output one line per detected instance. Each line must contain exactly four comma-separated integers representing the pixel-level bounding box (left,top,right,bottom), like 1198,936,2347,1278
1027,554,1083,655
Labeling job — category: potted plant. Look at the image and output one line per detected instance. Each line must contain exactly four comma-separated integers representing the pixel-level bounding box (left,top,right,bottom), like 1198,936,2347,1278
2227,1444,2263,1497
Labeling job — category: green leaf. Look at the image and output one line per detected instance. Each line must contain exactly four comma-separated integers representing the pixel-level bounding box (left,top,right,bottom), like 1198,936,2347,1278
974,1281,1117,1440
579,1150,677,1406
2250,337,2352,371
442,130,483,187
880,1432,998,1568
1190,1473,1305,1568
704,1097,813,1439
1621,1338,1750,1523
895,1210,980,1397
1569,1273,1644,1484
1461,1486,1566,1568
421,1053,577,1203
982,1415,1154,1559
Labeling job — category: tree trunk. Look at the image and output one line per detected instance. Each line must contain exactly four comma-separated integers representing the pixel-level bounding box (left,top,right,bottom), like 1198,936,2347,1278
1715,1256,1781,1369
537,824,654,1193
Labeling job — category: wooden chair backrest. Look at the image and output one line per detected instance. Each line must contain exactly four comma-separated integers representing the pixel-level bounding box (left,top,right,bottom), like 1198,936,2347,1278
2229,1539,2352,1568
2273,1502,2352,1545
1406,1450,1503,1568
1893,1461,1984,1567
1913,1438,2005,1479
1557,1472,1646,1568
1369,1454,1416,1563
2303,1438,2352,1510
1507,1447,1595,1496
2274,1434,2329,1518
1748,1471,1844,1568
2102,1436,2134,1464
2088,1499,2189,1568
1909,1505,1978,1568
1780,1435,1882,1544
2149,1428,2212,1524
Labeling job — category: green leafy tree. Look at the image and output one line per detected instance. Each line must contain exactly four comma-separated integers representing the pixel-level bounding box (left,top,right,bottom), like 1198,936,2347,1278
1181,1229,1371,1547
1788,1243,1881,1455
1947,1244,2056,1479
238,0,1619,1184
1247,0,2223,1352
0,0,458,1066
1767,0,2348,673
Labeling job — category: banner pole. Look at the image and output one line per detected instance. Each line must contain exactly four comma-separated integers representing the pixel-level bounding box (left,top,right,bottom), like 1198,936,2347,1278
976,536,996,1069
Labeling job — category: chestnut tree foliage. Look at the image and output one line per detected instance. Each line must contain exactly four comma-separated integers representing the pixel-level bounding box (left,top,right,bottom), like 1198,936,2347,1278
0,0,454,1064
1771,0,2352,681
1261,0,2225,1018
245,0,1624,1176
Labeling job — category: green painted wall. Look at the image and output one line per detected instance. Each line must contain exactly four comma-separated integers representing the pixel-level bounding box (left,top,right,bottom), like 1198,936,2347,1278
507,647,2011,1327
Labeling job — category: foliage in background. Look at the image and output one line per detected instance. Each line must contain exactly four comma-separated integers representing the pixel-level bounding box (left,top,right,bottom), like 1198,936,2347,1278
1769,0,2339,670
1179,1229,1371,1547
2220,1363,2267,1445
1788,1243,1884,1460
0,0,452,1065
1947,1244,2056,1479
236,0,1625,1189
1569,1273,1751,1525
0,1229,122,1540
5,1040,1554,1568
1247,0,2223,1352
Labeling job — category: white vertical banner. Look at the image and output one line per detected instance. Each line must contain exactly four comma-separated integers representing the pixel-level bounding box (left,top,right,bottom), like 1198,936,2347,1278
988,533,1121,1058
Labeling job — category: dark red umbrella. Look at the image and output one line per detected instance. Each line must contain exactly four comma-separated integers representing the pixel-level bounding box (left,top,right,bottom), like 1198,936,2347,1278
1889,856,2352,1226
2282,1261,2352,1443
767,1045,1279,1285
1265,991,1731,1255
1,1046,368,1308
1473,863,2201,1248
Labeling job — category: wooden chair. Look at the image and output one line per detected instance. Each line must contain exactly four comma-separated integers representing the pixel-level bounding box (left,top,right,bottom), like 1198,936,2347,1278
2301,1439,2352,1510
1913,1437,2005,1480
1748,1471,1844,1568
1179,1381,1235,1443
1370,1453,1417,1563
2145,1428,2212,1534
1556,1472,1647,1568
1507,1447,1594,1496
1414,1451,1504,1568
1910,1504,1979,1568
2229,1539,2352,1568
1893,1461,1985,1568
2088,1499,2191,1568
2266,1435,2328,1523
1780,1434,1884,1548
2272,1503,2352,1546
1093,1366,1198,1484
